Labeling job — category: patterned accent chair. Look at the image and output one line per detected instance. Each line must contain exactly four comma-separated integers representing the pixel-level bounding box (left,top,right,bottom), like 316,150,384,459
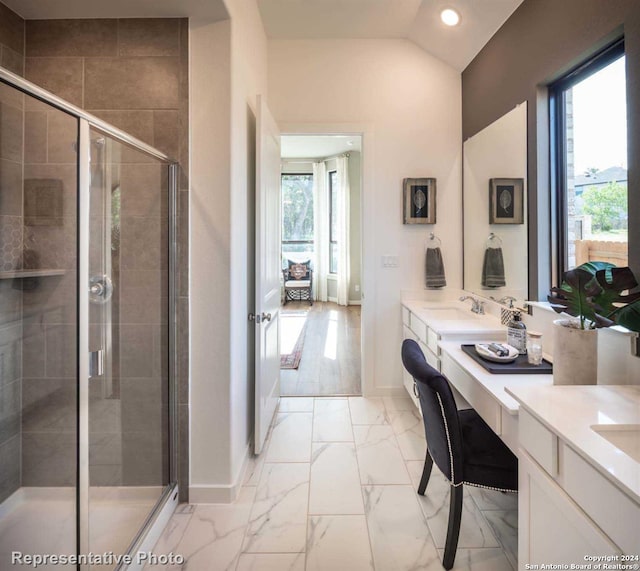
282,260,313,305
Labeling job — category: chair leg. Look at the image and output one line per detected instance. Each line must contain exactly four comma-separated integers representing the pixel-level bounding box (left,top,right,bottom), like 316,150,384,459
417,449,433,495
442,484,463,570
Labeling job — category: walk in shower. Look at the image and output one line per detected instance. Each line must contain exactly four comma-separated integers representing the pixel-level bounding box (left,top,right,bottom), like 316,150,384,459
0,67,178,569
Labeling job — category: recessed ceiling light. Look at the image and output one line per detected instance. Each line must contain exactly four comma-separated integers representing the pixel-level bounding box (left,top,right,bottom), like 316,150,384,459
441,8,460,27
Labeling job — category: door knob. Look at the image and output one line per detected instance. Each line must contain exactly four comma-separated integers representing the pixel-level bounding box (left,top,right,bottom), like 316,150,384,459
261,312,272,322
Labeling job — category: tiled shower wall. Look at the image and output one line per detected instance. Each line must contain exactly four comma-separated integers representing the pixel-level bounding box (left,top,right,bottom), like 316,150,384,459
0,6,190,501
0,1,24,503
22,17,190,499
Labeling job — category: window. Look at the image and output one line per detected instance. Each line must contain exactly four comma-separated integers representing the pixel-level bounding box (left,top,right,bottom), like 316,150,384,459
281,174,314,265
329,170,338,274
550,39,628,274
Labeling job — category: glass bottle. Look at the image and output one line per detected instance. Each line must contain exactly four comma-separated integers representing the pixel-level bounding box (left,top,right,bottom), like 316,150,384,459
527,331,543,365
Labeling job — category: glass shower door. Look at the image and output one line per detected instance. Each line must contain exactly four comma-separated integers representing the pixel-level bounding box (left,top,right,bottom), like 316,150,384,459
84,124,171,563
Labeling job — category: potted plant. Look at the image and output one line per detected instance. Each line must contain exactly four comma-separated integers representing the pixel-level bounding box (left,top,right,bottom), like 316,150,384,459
548,262,640,385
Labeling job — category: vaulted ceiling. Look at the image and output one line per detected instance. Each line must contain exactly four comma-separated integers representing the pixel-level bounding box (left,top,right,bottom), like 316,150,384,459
258,0,524,70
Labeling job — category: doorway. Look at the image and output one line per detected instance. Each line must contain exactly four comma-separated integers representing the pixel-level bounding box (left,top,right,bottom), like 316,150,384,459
278,135,363,396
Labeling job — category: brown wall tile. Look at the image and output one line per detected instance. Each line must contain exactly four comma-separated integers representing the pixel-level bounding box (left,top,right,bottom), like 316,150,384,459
0,102,23,162
0,2,24,55
87,109,154,147
46,111,78,164
120,163,163,217
25,57,84,107
84,57,179,110
24,111,48,164
118,19,180,57
153,110,180,160
0,158,23,216
1,45,24,76
26,19,117,57
0,436,20,502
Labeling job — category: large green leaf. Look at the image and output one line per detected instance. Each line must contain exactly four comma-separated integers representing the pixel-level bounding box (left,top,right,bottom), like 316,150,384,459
613,300,640,333
548,268,602,328
593,267,640,316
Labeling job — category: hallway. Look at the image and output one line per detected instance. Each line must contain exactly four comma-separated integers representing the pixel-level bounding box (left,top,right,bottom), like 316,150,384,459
147,396,517,570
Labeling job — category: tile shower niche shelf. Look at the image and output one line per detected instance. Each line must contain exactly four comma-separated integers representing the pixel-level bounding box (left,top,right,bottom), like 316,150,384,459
0,269,66,279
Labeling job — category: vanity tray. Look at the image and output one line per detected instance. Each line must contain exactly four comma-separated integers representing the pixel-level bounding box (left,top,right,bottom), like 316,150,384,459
461,344,553,375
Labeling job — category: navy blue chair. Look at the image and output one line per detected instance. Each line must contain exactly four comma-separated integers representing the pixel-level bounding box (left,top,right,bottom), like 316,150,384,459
401,339,518,570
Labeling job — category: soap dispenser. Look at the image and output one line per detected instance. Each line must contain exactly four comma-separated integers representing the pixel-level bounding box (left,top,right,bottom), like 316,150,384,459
506,312,527,354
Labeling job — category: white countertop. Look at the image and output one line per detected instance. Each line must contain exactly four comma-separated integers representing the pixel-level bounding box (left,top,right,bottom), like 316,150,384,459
402,300,506,336
440,341,553,414
507,384,640,503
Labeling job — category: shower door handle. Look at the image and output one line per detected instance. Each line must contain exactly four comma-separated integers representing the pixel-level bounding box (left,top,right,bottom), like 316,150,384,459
89,349,104,378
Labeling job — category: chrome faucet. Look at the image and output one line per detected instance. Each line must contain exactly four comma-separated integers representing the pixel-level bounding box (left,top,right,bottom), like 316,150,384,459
459,295,485,315
497,296,517,308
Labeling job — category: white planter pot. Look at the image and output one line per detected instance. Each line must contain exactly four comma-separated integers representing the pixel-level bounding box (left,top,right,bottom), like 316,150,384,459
553,319,598,385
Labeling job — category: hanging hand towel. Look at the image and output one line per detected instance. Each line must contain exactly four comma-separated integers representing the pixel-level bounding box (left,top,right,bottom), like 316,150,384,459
425,247,446,288
482,247,506,288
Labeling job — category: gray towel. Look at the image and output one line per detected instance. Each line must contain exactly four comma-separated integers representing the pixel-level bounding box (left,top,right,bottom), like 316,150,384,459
482,247,506,288
425,247,446,288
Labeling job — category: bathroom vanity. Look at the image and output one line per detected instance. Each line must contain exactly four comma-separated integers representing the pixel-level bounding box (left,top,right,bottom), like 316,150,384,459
400,297,640,568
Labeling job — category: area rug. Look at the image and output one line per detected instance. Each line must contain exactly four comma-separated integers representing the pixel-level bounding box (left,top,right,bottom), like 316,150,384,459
280,310,308,369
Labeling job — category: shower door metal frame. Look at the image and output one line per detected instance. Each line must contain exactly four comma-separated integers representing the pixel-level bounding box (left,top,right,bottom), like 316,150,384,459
0,66,180,570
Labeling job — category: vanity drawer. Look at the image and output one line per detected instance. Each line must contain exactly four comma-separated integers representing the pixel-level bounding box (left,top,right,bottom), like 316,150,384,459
501,409,518,455
427,328,440,356
441,352,501,434
403,325,417,342
402,306,410,327
519,409,558,477
422,342,440,371
410,313,428,343
563,444,640,554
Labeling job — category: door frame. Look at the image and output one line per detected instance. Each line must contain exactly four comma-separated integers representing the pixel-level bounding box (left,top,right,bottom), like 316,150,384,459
278,123,375,397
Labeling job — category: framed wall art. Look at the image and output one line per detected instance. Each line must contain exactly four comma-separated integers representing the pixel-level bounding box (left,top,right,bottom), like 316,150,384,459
403,178,436,224
489,178,524,224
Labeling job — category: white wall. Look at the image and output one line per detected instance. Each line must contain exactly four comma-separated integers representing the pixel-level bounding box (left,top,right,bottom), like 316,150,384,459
269,39,462,392
189,0,268,501
189,18,233,495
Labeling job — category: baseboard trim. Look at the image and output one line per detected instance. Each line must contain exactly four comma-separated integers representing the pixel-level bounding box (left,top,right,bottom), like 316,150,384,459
362,386,407,398
189,441,253,504
348,299,362,306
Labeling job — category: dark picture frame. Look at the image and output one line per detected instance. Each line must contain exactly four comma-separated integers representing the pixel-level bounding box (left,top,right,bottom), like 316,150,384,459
489,178,524,224
403,178,436,224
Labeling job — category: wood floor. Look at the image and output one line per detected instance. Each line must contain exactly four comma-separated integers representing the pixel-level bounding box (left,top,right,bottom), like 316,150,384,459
280,301,361,396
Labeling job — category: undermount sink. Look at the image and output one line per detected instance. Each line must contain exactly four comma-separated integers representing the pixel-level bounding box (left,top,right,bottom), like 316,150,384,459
591,424,640,462
422,307,478,320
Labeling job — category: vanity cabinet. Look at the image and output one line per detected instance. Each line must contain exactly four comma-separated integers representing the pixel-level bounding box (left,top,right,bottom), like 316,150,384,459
518,409,633,568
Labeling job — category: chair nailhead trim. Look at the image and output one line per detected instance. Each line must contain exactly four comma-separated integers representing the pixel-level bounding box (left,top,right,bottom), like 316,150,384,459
462,481,518,493
436,393,457,485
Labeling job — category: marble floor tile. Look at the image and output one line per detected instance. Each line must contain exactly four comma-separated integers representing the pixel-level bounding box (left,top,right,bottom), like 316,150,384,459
309,442,364,515
382,396,415,412
467,485,518,512
306,515,374,571
144,512,192,570
483,510,518,569
243,452,266,487
279,397,314,412
406,465,500,549
265,412,312,463
388,409,427,461
348,397,388,425
312,398,353,441
353,425,411,485
243,463,309,553
236,553,305,571
437,548,514,571
363,485,441,571
172,487,255,571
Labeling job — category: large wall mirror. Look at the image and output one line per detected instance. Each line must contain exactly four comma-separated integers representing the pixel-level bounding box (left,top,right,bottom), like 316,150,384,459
463,102,528,306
